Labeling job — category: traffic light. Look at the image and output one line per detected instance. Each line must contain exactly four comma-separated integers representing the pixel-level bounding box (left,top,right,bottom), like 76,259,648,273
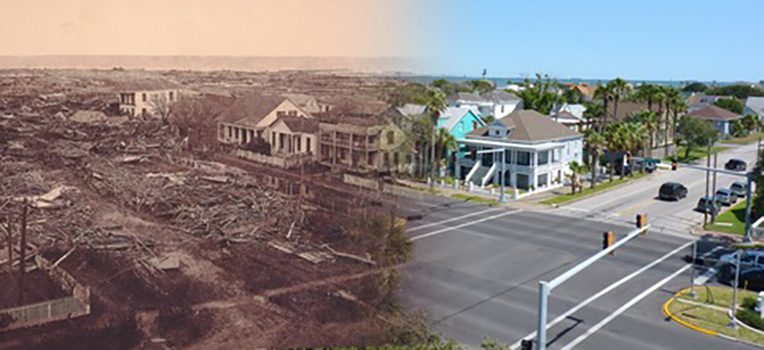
671,158,678,171
626,152,632,164
636,213,647,235
603,231,615,255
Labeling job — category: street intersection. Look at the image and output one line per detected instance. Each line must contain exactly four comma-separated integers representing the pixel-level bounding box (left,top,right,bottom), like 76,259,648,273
399,142,761,349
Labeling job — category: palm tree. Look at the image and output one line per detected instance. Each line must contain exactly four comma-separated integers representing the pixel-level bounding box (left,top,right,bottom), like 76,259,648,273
669,97,687,150
585,130,606,189
623,122,648,174
568,161,588,195
662,87,682,155
583,102,604,131
608,78,631,125
627,110,658,156
425,88,447,187
604,124,620,182
594,84,612,130
633,84,660,111
434,127,457,177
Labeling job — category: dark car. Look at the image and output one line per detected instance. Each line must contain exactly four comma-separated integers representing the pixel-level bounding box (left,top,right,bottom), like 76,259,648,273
634,160,657,173
695,197,721,214
725,159,747,171
720,264,764,291
659,182,687,201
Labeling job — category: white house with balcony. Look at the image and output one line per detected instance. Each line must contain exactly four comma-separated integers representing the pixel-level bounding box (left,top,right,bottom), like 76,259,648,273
447,91,523,120
455,109,583,194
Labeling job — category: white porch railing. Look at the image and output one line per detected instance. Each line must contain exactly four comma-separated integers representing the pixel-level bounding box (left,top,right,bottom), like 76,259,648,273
465,161,482,184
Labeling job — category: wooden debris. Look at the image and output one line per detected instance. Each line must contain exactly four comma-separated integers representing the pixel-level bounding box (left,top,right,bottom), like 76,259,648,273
324,245,376,266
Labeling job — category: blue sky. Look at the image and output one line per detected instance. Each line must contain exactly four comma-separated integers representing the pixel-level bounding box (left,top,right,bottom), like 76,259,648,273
423,0,764,82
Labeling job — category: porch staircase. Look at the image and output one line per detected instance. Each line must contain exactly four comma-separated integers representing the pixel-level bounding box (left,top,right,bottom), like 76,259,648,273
480,163,497,187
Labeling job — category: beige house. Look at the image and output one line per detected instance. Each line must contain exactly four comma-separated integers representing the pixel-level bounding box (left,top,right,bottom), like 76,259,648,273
316,107,409,173
218,94,318,157
116,80,184,118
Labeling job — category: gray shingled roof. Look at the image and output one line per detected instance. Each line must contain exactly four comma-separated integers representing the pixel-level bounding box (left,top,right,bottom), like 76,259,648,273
686,105,742,121
469,109,580,142
746,97,764,116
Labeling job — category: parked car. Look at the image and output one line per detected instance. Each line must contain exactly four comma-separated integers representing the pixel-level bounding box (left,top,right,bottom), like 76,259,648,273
634,160,657,173
725,159,747,171
721,266,764,290
715,188,738,206
695,197,721,214
731,181,748,198
659,182,687,201
720,250,764,282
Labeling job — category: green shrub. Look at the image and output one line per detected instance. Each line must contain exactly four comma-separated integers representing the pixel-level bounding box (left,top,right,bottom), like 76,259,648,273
736,308,764,330
742,296,758,310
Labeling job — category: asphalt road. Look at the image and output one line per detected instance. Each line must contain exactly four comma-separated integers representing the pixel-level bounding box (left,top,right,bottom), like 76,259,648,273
400,201,758,349
558,142,760,236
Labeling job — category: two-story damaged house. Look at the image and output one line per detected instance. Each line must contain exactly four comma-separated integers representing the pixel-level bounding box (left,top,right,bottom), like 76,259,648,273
316,107,409,173
217,94,318,159
116,80,184,118
456,109,583,193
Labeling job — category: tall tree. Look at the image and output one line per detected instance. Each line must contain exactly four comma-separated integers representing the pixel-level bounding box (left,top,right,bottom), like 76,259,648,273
425,88,447,187
607,78,632,125
662,87,682,155
633,84,660,111
714,98,745,114
626,110,658,156
677,117,718,160
434,128,458,177
585,130,606,189
583,101,604,130
593,84,613,129
515,73,563,115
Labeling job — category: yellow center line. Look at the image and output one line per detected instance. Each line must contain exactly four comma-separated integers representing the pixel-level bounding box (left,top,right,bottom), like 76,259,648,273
615,200,653,217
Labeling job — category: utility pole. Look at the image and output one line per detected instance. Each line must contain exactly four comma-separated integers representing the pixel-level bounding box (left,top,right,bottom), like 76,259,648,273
704,143,711,225
711,152,718,223
18,199,27,306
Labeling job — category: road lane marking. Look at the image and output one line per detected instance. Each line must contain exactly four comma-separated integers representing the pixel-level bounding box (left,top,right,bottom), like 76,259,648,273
410,210,522,241
407,208,502,232
509,240,693,350
560,263,691,350
615,200,652,217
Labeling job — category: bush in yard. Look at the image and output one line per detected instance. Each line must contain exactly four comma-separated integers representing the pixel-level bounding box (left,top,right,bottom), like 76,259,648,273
742,296,758,310
0,313,15,328
736,308,764,331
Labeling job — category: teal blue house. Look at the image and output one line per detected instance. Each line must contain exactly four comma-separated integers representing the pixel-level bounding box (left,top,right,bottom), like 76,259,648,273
437,107,485,174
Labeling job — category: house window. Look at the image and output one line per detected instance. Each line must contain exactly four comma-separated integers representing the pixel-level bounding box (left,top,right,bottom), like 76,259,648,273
384,153,390,168
538,151,549,165
538,174,548,187
219,125,225,139
517,151,531,166
142,93,147,102
473,121,478,129
387,130,395,144
504,150,513,164
288,110,297,117
228,126,232,138
394,152,399,166
501,105,505,113
306,138,311,154
169,91,174,101
141,108,147,116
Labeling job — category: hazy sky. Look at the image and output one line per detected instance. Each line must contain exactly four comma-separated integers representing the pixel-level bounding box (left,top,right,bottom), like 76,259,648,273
0,0,433,57
2,0,762,81
426,0,764,81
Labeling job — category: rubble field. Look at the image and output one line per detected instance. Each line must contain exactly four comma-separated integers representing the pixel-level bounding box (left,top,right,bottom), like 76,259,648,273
0,109,409,348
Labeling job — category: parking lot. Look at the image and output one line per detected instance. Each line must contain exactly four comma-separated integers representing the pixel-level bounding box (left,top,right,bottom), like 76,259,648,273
400,201,758,349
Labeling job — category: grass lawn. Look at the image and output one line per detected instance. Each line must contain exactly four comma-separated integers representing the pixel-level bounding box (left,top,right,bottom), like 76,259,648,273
665,145,731,163
726,131,764,145
450,193,498,205
669,287,764,345
677,285,757,309
540,172,648,205
705,199,749,235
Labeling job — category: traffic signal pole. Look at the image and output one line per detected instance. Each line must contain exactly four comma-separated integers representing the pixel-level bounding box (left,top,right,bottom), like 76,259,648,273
535,223,650,350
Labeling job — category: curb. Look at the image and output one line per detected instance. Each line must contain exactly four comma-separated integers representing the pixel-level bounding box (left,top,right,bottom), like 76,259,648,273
664,288,764,349
662,288,718,336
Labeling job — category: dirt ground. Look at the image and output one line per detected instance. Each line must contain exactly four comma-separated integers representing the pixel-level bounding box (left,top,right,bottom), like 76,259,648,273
0,270,68,310
0,71,411,348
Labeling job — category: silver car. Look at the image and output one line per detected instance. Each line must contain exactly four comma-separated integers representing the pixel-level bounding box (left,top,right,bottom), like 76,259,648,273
715,188,737,206
731,181,747,198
